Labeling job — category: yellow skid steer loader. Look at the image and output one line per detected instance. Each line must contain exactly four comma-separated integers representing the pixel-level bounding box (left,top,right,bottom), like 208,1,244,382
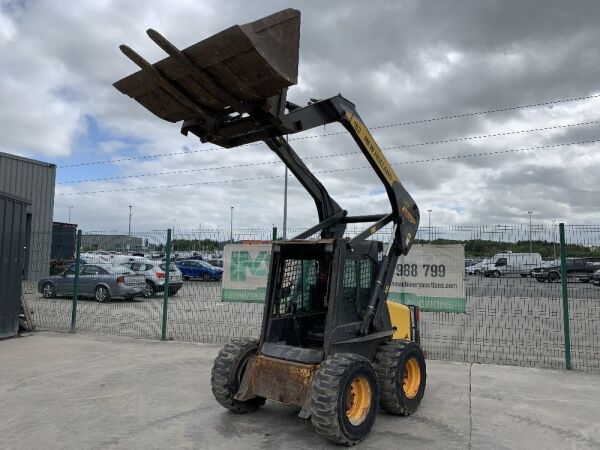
114,9,426,445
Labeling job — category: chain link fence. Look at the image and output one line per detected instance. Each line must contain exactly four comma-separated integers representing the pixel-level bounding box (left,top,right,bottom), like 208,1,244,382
21,224,600,372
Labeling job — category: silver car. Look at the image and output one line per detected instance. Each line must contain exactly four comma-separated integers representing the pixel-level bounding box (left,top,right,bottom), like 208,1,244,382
122,259,183,298
38,263,145,302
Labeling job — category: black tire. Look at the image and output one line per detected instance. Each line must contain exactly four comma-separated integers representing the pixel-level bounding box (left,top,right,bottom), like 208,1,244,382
143,281,156,298
203,273,212,282
310,353,379,446
183,276,190,281
548,272,561,283
94,285,110,302
211,339,265,414
492,270,501,278
535,277,544,282
374,340,426,416
41,282,56,299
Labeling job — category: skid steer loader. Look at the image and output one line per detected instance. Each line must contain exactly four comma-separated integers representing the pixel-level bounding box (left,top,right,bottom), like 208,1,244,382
114,8,426,446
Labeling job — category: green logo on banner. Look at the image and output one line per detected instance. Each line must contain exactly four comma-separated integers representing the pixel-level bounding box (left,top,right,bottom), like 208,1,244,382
230,251,270,281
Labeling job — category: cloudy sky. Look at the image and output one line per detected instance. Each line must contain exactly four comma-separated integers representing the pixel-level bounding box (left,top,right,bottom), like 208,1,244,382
1,0,599,234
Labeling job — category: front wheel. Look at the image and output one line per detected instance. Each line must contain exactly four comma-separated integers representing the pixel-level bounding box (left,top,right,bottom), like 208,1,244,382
374,340,426,415
211,339,265,414
492,270,501,278
548,272,561,283
310,353,379,446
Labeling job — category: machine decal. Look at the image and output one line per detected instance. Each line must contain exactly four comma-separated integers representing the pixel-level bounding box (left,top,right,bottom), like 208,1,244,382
344,111,399,187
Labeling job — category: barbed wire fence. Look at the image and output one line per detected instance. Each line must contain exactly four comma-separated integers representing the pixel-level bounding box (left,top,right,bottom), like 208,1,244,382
21,223,600,372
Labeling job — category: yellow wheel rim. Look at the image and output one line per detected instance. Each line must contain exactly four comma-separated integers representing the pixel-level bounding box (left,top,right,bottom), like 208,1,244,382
403,357,421,399
345,376,372,426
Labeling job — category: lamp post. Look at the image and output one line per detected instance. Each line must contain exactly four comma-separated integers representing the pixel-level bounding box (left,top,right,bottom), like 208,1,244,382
128,205,133,236
551,219,557,259
283,166,288,239
68,205,74,223
230,206,234,244
427,209,432,243
528,211,533,253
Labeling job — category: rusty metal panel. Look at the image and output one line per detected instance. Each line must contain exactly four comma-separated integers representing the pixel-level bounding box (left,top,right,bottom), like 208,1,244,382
0,192,30,338
235,355,318,410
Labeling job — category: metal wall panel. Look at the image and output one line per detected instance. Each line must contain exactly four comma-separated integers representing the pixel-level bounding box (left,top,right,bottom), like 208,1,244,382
0,151,56,280
0,193,29,338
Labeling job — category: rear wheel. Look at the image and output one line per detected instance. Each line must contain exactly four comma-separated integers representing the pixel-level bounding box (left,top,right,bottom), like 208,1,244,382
94,285,110,302
374,340,426,415
310,353,379,446
42,282,56,299
143,281,156,298
211,339,265,414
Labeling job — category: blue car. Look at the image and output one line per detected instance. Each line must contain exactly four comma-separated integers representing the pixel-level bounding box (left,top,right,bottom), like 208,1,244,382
176,260,223,281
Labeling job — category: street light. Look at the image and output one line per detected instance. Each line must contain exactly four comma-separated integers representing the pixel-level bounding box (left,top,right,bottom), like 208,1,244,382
551,219,558,259
128,205,133,236
283,166,288,239
230,206,234,244
528,211,533,253
427,209,432,243
67,205,74,223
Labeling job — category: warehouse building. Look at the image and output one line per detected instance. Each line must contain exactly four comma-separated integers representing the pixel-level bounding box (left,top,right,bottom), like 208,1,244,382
0,151,56,280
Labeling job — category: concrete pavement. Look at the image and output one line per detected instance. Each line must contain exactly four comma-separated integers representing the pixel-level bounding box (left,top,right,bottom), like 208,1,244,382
1,332,598,449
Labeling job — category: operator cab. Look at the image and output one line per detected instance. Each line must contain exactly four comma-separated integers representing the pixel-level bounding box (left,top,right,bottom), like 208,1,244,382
260,239,381,364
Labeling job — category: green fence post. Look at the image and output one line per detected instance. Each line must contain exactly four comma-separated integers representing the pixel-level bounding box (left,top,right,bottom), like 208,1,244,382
559,223,572,370
70,230,82,333
272,226,278,241
161,229,172,341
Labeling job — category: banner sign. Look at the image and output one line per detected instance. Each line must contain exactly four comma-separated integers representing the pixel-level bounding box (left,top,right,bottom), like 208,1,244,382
221,244,271,302
387,244,466,313
222,243,466,313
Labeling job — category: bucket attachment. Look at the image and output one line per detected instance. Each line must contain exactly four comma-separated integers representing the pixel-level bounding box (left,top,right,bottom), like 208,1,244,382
113,9,300,145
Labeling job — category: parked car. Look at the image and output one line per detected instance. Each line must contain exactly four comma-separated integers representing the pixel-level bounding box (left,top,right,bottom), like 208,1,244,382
466,259,490,275
482,252,543,277
185,255,205,261
122,259,183,298
208,258,224,268
592,269,600,287
176,260,223,281
38,263,146,302
532,258,598,283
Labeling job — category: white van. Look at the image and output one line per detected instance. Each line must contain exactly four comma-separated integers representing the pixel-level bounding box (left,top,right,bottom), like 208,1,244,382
483,252,543,277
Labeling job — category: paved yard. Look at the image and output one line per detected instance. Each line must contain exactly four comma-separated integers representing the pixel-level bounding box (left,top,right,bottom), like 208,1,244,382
1,332,599,449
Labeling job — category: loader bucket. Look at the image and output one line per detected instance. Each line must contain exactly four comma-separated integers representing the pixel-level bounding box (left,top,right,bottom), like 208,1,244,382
113,8,300,130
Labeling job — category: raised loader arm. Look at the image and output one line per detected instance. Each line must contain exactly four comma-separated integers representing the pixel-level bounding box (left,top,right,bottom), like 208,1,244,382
113,9,420,334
